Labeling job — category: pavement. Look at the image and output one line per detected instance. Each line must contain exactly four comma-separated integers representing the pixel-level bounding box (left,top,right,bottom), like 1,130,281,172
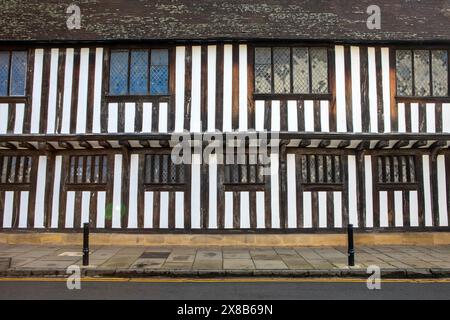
0,244,450,278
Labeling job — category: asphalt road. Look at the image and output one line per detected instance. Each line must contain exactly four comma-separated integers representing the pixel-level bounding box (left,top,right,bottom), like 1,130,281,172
0,278,449,300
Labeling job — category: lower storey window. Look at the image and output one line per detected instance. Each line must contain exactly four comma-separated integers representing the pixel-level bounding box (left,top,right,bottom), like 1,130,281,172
144,153,186,186
224,153,266,186
0,155,32,185
68,155,108,185
299,154,344,190
377,155,417,187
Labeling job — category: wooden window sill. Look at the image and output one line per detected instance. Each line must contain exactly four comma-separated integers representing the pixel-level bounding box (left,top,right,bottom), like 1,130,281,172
253,93,332,101
0,96,28,103
395,96,450,103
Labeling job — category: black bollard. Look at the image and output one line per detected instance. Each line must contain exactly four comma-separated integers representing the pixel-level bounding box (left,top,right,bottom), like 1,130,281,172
347,224,355,266
83,223,89,266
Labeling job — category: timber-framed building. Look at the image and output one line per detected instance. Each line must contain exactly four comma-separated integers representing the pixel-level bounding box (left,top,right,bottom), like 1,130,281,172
0,0,449,241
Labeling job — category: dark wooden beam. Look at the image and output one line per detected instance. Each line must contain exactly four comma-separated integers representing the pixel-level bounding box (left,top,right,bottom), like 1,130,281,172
0,142,17,150
299,140,312,148
79,141,93,149
58,141,74,150
318,140,331,148
374,140,389,149
338,140,351,149
18,142,37,150
393,140,409,149
412,140,428,149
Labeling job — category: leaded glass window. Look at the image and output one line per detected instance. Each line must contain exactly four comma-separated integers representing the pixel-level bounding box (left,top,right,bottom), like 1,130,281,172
254,48,272,94
0,156,32,185
67,155,108,185
273,48,290,94
377,155,417,185
432,50,449,96
293,48,309,93
396,49,449,97
224,153,266,185
299,154,344,188
150,49,169,95
109,49,169,96
254,47,329,94
0,51,27,97
144,154,185,185
396,50,413,96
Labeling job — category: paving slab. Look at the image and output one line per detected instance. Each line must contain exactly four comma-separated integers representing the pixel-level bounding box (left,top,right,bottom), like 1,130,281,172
223,259,255,270
253,260,288,270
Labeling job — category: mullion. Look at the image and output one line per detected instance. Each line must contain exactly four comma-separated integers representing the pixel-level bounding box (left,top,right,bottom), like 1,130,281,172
270,48,275,94
127,50,131,95
429,50,433,97
308,48,313,94
411,50,415,97
448,49,450,97
5,156,12,184
7,51,12,96
147,50,152,94
95,155,101,184
289,47,294,94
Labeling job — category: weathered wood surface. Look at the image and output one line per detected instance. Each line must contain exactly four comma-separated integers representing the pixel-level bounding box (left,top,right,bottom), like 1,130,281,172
0,0,450,42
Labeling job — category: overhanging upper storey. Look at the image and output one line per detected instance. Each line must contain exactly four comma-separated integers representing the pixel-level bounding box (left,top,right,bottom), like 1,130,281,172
0,0,450,43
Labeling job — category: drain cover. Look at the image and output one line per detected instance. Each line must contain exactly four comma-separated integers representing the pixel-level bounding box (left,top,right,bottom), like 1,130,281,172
139,252,170,259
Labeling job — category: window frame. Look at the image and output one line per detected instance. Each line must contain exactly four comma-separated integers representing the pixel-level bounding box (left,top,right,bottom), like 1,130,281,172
252,44,334,100
142,151,188,191
394,47,450,102
223,151,268,192
286,148,351,193
105,46,173,100
0,153,34,191
132,149,191,193
64,153,112,191
373,152,421,191
0,49,29,101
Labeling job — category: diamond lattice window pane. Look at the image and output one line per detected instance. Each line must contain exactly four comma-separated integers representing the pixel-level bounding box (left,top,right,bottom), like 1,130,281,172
255,48,272,93
310,48,328,94
150,49,169,95
396,50,413,96
10,51,27,96
109,50,129,95
293,48,309,93
273,47,291,93
130,50,148,95
432,50,448,96
150,65,168,95
151,49,169,66
0,51,9,96
414,50,431,96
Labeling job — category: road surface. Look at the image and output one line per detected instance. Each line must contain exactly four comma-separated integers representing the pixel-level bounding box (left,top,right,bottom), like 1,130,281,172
0,278,449,300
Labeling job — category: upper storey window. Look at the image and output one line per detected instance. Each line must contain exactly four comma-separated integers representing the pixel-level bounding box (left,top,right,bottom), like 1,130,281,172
0,51,27,97
109,49,169,96
254,47,329,94
396,49,449,97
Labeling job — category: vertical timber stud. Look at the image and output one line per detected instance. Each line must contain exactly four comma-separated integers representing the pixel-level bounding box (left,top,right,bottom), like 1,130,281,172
121,146,130,230
357,150,365,229
44,150,56,228
348,224,355,266
389,48,398,132
280,143,288,229
431,146,445,227
328,46,337,132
